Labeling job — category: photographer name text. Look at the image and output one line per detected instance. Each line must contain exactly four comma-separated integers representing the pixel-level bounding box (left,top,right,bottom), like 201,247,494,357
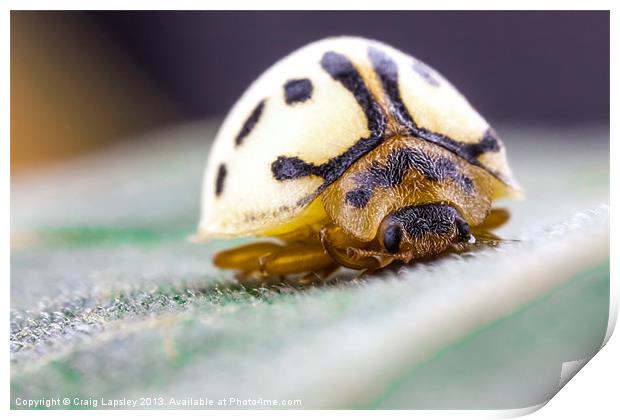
14,396,302,409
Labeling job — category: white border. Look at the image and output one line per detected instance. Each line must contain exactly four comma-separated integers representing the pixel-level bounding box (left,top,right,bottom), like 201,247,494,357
4,2,615,419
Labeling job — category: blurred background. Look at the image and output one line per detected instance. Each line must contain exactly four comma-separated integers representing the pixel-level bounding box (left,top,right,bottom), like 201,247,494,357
11,10,609,174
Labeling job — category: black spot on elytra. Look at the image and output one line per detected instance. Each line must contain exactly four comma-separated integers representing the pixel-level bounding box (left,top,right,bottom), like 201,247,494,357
368,47,505,180
284,79,313,104
412,60,440,87
215,163,227,197
320,51,386,137
391,204,459,239
270,46,507,204
271,51,386,188
235,99,265,147
271,156,320,180
345,147,474,208
462,129,501,157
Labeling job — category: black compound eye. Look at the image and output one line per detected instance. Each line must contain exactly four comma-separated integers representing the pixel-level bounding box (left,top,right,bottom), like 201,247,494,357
383,224,403,254
454,216,472,242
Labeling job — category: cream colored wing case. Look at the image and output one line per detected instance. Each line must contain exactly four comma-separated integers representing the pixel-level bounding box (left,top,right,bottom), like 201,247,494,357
198,36,518,239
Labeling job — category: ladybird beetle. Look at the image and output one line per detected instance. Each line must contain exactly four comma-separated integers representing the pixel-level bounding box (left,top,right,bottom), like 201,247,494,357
197,36,521,280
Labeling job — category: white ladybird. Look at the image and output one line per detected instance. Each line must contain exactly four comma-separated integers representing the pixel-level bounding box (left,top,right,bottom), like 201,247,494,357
197,36,521,280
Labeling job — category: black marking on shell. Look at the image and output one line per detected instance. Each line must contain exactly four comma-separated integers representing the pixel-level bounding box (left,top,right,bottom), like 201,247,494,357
215,163,227,197
270,46,507,208
467,129,501,156
271,156,320,180
345,147,474,208
271,51,387,189
320,51,386,137
241,204,294,224
284,78,313,104
235,99,266,147
367,47,504,179
391,204,458,239
412,59,440,87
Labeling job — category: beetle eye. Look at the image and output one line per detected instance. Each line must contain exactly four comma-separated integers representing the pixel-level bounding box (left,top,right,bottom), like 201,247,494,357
383,224,402,254
454,216,473,242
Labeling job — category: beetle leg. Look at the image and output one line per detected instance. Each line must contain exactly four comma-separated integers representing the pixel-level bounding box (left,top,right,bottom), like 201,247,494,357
213,241,283,274
214,238,341,282
258,243,337,277
319,227,394,271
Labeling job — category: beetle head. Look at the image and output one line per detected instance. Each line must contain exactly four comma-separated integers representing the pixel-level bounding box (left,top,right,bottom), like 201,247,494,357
377,205,474,257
